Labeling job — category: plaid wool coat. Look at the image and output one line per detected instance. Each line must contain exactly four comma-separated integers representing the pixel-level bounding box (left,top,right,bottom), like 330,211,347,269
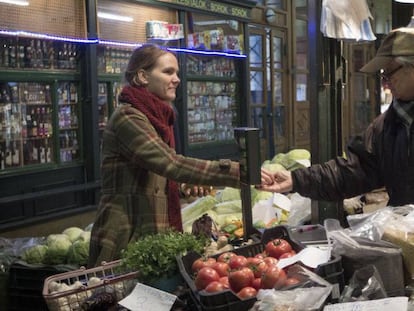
88,103,240,267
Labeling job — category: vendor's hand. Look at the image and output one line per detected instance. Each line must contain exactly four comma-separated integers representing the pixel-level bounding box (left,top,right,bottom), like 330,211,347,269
261,168,274,186
257,170,293,193
180,184,214,197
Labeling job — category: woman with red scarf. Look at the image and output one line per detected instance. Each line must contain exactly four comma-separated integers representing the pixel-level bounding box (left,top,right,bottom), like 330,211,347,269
88,44,267,267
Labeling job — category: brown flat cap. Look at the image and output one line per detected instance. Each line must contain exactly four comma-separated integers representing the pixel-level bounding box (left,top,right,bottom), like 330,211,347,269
360,27,414,73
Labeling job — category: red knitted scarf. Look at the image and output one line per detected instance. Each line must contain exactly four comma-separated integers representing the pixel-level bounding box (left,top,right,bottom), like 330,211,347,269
118,85,182,232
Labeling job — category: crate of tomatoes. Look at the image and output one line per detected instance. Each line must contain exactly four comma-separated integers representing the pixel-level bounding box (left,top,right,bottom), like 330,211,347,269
177,225,336,311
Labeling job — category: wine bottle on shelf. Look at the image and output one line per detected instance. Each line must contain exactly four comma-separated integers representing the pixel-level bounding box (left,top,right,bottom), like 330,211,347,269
37,107,44,137
44,84,51,103
45,107,52,136
1,38,9,67
26,114,33,138
42,40,49,69
35,40,44,69
5,142,12,168
32,118,38,137
32,140,39,163
10,85,18,103
0,142,5,170
69,83,78,103
8,39,16,68
18,41,25,69
21,117,27,138
48,42,55,69
45,139,52,163
12,141,19,166
39,140,46,163
23,140,30,164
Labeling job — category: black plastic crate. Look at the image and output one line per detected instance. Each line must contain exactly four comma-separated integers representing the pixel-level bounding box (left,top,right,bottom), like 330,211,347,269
7,261,76,311
273,225,345,297
178,244,261,311
178,225,344,311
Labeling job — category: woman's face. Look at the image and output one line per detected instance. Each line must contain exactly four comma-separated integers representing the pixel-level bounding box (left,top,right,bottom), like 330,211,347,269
143,53,180,102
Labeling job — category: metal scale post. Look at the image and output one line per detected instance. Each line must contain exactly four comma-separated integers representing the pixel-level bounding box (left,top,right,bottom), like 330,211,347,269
234,127,261,241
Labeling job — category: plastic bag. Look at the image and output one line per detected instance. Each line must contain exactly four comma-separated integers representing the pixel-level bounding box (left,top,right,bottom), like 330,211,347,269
340,265,387,302
324,219,405,297
346,206,414,280
250,264,333,311
287,193,311,226
346,207,395,241
381,209,414,279
0,236,45,271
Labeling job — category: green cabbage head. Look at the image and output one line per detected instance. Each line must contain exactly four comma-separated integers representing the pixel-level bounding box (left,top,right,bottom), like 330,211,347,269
62,227,84,242
22,244,48,264
67,239,89,266
44,234,72,265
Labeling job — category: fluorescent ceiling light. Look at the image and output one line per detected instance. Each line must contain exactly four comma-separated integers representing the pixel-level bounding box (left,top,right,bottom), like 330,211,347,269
97,12,133,22
394,0,414,3
0,0,29,5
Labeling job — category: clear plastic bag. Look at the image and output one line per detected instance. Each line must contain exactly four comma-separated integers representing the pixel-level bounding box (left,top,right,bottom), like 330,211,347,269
0,236,45,271
340,265,387,303
250,265,333,311
324,219,405,297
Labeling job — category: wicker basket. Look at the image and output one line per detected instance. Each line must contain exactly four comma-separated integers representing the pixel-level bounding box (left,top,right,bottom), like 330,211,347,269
42,260,138,311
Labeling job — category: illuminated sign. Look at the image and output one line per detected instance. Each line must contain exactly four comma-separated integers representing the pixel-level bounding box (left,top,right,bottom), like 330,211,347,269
157,0,251,19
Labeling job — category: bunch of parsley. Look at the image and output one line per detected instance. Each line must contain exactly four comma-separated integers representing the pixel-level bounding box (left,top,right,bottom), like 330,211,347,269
120,229,208,283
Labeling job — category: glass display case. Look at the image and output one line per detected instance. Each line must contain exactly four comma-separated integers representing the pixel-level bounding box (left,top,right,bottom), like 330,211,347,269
0,82,53,169
186,55,238,144
0,36,81,171
182,12,246,159
97,80,123,148
57,82,80,163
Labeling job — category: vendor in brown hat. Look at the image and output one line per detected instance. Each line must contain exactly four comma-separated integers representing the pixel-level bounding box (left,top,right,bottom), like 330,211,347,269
260,27,414,207
360,27,414,102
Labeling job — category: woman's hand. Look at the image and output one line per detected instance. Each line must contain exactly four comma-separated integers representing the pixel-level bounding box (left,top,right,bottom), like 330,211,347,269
258,170,293,193
180,184,213,197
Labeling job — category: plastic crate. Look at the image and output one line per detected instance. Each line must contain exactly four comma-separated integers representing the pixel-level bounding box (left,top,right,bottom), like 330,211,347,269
274,225,345,300
178,225,344,311
178,245,260,311
42,260,138,311
7,261,77,311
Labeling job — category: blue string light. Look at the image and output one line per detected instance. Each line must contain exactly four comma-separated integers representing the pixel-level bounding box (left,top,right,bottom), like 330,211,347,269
0,30,247,58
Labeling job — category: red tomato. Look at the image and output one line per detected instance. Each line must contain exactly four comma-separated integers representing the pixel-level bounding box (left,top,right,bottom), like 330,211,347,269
263,256,278,267
228,255,248,270
251,277,262,290
237,286,257,300
191,257,216,273
194,267,220,290
279,250,296,259
212,261,230,277
254,253,265,259
219,276,230,288
217,251,237,263
260,266,287,289
204,281,226,293
284,277,301,287
265,238,292,259
228,267,254,293
246,257,268,278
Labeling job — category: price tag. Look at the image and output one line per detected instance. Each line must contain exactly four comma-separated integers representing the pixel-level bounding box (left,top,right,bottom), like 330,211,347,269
118,282,177,311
